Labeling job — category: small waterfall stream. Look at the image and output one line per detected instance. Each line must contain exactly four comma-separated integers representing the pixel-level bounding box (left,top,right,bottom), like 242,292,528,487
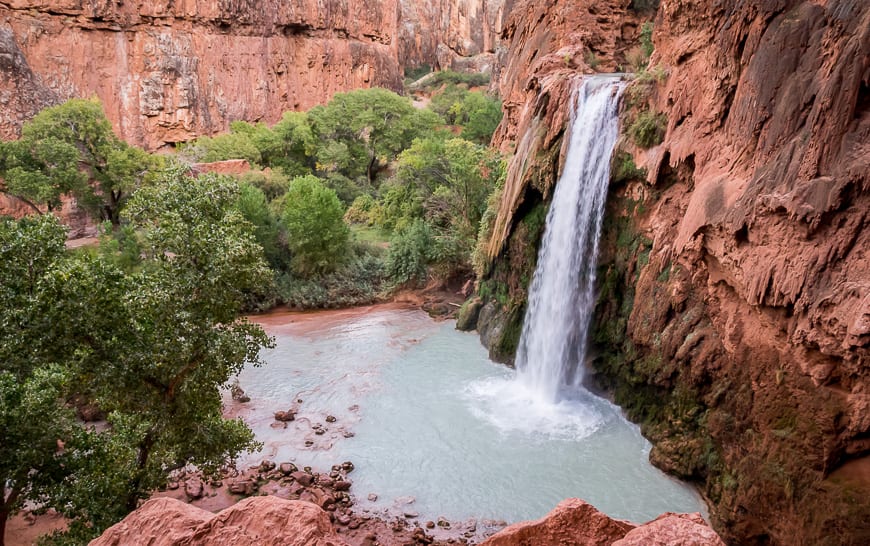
516,76,624,403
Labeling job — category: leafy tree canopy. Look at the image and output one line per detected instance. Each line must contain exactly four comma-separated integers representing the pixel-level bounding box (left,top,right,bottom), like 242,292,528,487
0,169,274,544
308,88,441,184
0,98,155,226
281,175,350,276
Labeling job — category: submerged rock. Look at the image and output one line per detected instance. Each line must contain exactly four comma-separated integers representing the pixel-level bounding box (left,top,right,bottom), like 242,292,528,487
274,410,295,422
455,297,483,331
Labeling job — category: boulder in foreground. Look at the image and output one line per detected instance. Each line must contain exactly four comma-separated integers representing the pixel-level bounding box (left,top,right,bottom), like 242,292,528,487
480,498,724,546
89,496,348,546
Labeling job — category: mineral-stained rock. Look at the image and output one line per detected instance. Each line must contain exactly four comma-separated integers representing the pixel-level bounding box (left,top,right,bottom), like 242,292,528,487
480,0,870,544
481,500,724,546
184,477,204,500
291,470,314,486
228,478,257,496
278,462,298,475
90,496,349,546
274,410,295,422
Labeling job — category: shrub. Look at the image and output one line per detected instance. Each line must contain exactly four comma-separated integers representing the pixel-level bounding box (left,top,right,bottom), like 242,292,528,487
385,219,433,286
629,110,667,148
611,150,648,184
277,246,387,308
640,22,655,58
345,194,378,225
238,170,291,201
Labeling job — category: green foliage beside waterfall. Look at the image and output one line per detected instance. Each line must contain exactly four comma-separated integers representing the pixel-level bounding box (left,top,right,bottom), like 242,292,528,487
0,79,503,539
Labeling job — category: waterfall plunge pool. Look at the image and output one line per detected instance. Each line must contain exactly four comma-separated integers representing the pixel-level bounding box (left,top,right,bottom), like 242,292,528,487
225,304,705,528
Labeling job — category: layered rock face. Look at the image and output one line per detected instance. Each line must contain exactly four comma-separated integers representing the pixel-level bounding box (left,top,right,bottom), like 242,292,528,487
398,0,506,73
479,0,869,544
0,0,503,150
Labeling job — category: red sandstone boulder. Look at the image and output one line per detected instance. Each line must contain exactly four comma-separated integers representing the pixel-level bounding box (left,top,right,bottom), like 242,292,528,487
480,498,636,546
613,512,726,546
480,499,724,546
89,496,349,546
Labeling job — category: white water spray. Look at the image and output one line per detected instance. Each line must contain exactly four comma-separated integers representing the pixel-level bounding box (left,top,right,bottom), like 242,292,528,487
515,76,624,403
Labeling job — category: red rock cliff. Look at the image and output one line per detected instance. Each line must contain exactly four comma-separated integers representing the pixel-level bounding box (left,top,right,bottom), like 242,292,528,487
479,0,869,544
0,0,504,150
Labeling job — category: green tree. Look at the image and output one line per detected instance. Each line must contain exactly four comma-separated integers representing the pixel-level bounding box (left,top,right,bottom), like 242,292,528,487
236,182,284,269
0,170,275,543
385,218,433,286
393,137,502,230
185,129,262,165
458,92,503,144
0,99,153,226
308,88,441,184
281,175,350,276
266,112,317,176
106,169,273,509
0,215,75,545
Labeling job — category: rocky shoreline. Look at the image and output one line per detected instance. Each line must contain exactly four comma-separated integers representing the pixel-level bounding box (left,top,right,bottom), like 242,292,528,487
150,458,486,546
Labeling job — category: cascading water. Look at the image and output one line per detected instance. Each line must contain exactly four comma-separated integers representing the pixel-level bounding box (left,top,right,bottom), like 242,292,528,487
515,75,624,403
226,74,704,529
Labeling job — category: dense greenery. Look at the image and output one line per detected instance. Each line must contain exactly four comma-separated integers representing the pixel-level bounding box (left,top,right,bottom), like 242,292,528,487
281,175,350,276
629,109,667,148
0,75,504,541
0,99,156,226
179,78,505,297
0,170,273,543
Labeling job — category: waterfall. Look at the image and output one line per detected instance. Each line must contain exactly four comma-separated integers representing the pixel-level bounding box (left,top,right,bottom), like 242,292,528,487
515,76,624,403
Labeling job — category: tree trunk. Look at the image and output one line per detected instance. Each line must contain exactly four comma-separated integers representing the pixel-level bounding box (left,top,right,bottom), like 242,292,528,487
125,430,156,512
367,155,378,186
0,506,8,546
1,486,21,546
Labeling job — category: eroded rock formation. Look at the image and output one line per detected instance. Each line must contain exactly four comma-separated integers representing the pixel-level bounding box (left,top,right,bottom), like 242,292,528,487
90,495,721,546
89,496,348,546
478,0,869,544
0,0,504,150
480,498,723,546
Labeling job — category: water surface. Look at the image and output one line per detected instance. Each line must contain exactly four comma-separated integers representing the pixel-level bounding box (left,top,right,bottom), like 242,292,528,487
227,305,705,525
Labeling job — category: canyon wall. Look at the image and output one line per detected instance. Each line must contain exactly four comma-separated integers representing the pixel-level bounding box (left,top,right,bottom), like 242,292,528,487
478,0,869,544
0,0,503,150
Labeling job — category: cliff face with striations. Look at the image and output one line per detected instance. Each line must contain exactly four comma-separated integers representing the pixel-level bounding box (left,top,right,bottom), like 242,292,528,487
479,0,869,544
398,0,507,73
0,0,503,150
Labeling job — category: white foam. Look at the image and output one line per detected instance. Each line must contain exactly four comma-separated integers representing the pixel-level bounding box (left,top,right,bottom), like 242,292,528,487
464,375,607,440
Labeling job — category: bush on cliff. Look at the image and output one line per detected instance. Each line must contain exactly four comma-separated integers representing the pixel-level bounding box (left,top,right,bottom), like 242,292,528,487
629,109,667,148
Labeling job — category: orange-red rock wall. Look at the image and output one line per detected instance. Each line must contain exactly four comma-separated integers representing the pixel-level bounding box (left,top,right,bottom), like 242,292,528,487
0,0,402,150
0,0,506,150
481,0,869,543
